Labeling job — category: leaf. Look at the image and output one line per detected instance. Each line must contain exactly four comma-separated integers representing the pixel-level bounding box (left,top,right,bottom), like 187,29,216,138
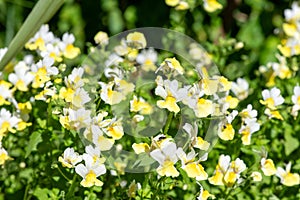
25,131,43,158
33,187,49,200
284,133,299,156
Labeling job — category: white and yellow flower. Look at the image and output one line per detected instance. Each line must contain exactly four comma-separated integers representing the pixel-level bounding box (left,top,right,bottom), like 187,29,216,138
8,61,34,91
276,162,300,186
261,157,277,176
0,80,13,106
150,141,179,177
250,171,262,182
126,32,147,49
136,48,157,71
59,33,80,59
158,57,184,75
291,85,300,117
25,24,55,51
0,108,20,140
94,31,109,46
75,154,106,187
58,147,82,168
239,118,260,145
203,0,223,12
130,95,153,115
183,123,210,150
231,78,249,100
155,78,188,114
0,145,13,165
218,110,238,141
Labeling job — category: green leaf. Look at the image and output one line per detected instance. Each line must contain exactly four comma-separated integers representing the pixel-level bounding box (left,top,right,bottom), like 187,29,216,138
25,131,43,158
284,133,299,156
33,187,49,200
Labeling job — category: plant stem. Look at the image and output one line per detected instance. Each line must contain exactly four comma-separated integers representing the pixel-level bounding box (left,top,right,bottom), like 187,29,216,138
163,112,173,135
66,174,77,198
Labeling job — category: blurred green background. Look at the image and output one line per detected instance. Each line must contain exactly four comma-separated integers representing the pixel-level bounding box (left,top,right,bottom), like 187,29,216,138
0,0,295,78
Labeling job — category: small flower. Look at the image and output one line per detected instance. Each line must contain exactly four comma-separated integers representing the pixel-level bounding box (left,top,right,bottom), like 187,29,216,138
276,162,300,186
197,186,215,200
165,0,180,6
58,147,82,168
25,24,54,51
183,123,210,150
155,78,188,114
75,154,106,187
291,85,300,117
132,143,150,154
91,125,115,151
0,80,13,106
94,31,109,46
239,104,257,121
150,141,179,177
203,0,223,12
250,171,262,182
231,78,249,100
0,146,12,165
208,154,231,186
130,95,153,115
0,108,20,139
126,32,147,49
260,87,284,110
239,118,260,145
8,61,34,91
158,57,184,75
218,110,238,141
59,33,80,59
261,158,276,176
136,48,157,71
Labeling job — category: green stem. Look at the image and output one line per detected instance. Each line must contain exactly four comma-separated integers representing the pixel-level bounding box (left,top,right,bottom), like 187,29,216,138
65,174,77,198
163,112,173,135
57,165,71,182
23,183,30,200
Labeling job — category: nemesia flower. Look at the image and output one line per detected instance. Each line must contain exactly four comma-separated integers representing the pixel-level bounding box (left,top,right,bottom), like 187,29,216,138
132,142,150,154
75,154,106,187
0,108,20,139
239,104,257,121
59,108,91,130
40,43,63,62
84,145,106,165
260,87,284,110
198,67,218,95
58,147,82,168
155,78,188,114
130,95,153,115
31,57,58,88
102,118,124,140
197,186,215,200
91,125,115,151
291,85,300,117
165,0,180,6
94,31,109,46
203,0,223,12
136,48,157,71
25,24,54,51
261,157,277,176
99,79,134,105
208,154,231,185
175,1,189,10
8,61,34,91
239,118,260,145
218,110,238,141
271,55,292,79
0,80,12,106
223,158,247,187
0,146,12,165
250,171,262,182
150,141,179,177
183,123,210,150
176,148,208,180
158,57,184,75
126,32,146,49
35,81,57,102
276,162,300,186
231,78,249,100
59,33,80,59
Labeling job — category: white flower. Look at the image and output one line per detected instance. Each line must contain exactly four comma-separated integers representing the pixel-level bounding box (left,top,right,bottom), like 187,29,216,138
291,85,300,117
136,48,157,71
183,123,210,150
239,118,260,145
75,154,106,187
65,67,85,89
150,141,179,177
155,78,188,114
284,2,300,22
60,108,91,130
0,146,12,165
203,0,223,12
105,53,124,68
31,57,58,88
0,108,20,138
260,87,284,110
239,104,257,120
231,78,249,100
58,147,82,168
8,61,34,91
218,110,238,141
25,24,55,51
71,87,91,108
91,125,115,151
157,57,184,75
59,33,80,59
276,162,300,186
0,81,13,106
